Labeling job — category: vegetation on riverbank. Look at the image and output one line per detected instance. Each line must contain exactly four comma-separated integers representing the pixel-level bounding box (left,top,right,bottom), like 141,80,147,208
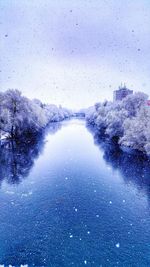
86,92,150,157
1,89,150,157
0,89,72,140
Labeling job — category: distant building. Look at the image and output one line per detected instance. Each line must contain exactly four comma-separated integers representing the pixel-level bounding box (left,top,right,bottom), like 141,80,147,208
113,84,133,102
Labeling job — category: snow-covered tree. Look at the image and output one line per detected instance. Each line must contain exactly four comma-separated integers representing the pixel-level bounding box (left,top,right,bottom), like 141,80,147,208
122,92,148,117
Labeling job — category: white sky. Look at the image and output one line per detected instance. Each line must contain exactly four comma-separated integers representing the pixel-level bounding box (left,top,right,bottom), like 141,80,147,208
1,0,150,108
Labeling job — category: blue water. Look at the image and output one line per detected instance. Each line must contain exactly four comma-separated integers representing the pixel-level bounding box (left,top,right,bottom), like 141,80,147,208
0,119,150,267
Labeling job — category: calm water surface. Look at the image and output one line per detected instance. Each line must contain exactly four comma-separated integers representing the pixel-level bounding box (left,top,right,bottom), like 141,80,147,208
0,119,150,267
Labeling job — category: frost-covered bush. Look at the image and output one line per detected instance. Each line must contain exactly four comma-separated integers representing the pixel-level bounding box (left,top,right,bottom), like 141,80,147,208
43,104,72,123
86,106,98,125
119,106,150,154
144,120,150,156
105,108,128,139
121,92,148,117
86,92,150,156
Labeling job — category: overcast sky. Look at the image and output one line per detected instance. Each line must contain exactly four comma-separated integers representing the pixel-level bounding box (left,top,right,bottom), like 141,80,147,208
1,0,150,108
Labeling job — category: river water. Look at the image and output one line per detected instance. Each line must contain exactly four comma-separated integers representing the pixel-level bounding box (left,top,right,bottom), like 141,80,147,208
0,119,150,267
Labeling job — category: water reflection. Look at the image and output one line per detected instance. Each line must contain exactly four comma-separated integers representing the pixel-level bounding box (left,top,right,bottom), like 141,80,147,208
0,122,61,186
88,126,150,197
46,121,62,135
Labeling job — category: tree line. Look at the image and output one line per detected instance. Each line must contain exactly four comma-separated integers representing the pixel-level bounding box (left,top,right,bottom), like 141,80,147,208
0,89,72,140
86,92,150,156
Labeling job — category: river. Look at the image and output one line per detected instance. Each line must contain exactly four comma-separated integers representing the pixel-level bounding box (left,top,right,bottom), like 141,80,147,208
0,119,150,267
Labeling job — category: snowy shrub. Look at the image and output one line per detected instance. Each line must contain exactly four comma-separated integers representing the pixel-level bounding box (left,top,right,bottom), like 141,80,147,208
119,106,150,153
85,106,98,125
122,92,148,117
105,108,128,139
